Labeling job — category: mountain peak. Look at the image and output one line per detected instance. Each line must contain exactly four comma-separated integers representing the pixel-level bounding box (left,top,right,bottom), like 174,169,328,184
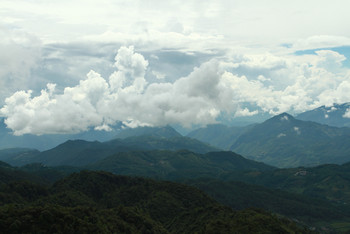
266,112,295,123
296,102,350,127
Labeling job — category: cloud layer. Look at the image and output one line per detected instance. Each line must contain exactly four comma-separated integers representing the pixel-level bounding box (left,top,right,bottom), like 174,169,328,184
1,46,350,135
0,47,234,135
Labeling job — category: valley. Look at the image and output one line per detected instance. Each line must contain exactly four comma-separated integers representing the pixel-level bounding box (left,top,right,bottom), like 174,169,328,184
1,104,350,232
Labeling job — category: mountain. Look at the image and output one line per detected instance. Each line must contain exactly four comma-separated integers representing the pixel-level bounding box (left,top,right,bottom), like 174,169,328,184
230,113,350,167
296,103,350,127
108,135,218,154
2,156,350,231
115,125,182,139
87,150,274,180
223,162,350,205
185,178,350,229
187,124,252,150
0,170,309,233
3,134,218,167
0,148,40,166
0,118,120,151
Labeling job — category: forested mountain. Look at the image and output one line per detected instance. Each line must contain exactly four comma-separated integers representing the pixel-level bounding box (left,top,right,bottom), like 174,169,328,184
222,162,350,204
2,153,350,231
0,169,310,233
230,113,350,167
296,103,350,128
87,150,273,180
2,135,218,167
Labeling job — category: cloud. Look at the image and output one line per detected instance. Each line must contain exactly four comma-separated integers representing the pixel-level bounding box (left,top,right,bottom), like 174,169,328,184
292,35,350,51
221,50,350,114
294,126,301,135
0,25,42,101
152,70,166,79
234,107,258,117
2,45,350,135
343,109,350,118
0,46,236,135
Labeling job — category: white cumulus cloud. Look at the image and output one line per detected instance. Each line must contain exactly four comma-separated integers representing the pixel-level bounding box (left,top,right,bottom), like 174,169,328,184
0,46,237,135
2,45,350,135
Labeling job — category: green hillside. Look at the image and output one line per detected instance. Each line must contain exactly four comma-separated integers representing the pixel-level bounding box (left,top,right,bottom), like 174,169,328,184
0,170,309,233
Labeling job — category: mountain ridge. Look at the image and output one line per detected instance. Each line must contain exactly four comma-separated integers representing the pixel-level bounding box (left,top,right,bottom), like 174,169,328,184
230,112,350,167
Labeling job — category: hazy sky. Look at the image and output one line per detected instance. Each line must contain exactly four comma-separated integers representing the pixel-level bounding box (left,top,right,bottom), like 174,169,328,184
1,0,350,135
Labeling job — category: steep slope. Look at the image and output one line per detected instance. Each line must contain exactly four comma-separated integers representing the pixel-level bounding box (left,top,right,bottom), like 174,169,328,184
296,103,350,127
187,124,252,150
230,113,350,167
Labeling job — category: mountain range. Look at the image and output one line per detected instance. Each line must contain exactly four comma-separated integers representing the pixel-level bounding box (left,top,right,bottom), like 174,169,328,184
2,102,350,168
2,151,350,232
187,112,350,168
0,118,121,151
230,113,350,167
296,103,350,128
0,134,218,167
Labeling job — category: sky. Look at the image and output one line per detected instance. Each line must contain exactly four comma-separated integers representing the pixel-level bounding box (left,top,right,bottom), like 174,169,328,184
1,0,350,135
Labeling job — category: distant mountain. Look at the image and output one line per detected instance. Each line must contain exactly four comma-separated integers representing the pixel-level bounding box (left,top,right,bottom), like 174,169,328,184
0,118,120,151
187,124,253,150
296,103,350,127
108,135,218,154
230,113,350,167
0,148,40,166
3,134,218,167
87,150,274,180
115,125,182,139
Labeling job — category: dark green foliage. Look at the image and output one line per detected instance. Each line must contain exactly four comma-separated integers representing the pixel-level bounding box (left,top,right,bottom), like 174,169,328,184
223,162,350,204
0,170,311,233
0,205,167,234
186,179,349,223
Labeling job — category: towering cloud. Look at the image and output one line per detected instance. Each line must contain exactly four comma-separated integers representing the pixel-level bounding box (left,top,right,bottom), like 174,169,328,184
1,46,350,135
0,46,236,135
